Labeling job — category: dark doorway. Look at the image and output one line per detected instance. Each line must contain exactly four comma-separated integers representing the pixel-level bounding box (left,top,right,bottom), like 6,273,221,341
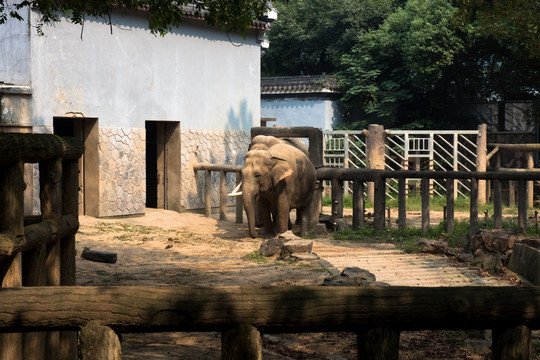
53,116,99,216
145,121,181,211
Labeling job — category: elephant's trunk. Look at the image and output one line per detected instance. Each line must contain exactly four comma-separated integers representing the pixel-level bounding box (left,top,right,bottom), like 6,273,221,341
242,190,258,238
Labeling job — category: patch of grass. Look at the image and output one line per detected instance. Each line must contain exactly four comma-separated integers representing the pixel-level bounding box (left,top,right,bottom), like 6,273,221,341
243,250,268,264
296,262,329,273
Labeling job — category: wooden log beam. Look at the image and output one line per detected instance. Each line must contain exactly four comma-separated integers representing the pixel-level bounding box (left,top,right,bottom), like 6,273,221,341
0,134,83,166
0,286,539,333
0,215,79,258
192,163,243,173
489,143,540,152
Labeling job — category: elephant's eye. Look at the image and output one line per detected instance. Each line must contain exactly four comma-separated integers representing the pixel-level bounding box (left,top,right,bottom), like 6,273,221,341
254,173,261,178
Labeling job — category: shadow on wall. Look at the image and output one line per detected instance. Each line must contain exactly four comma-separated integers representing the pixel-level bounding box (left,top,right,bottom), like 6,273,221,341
226,99,253,132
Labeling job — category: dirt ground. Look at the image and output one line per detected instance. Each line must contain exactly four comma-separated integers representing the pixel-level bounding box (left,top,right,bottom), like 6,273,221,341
75,208,535,360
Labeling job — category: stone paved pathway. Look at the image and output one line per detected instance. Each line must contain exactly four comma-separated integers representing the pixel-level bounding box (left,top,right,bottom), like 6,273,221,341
315,242,505,287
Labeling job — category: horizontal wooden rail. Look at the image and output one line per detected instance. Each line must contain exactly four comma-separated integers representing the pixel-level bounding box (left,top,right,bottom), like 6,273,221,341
0,215,79,258
0,286,539,333
0,133,83,165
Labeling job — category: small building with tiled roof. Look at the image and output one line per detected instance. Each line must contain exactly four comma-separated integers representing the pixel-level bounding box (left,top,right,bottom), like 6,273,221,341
260,75,345,130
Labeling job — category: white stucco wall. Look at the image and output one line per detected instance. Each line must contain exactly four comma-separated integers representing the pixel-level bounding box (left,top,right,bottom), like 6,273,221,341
28,9,261,131
0,8,31,85
261,97,343,130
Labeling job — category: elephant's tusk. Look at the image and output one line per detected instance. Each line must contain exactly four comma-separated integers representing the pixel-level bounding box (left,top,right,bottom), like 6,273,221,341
228,182,243,197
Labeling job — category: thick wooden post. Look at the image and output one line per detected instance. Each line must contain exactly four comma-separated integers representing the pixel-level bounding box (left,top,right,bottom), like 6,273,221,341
235,173,243,224
492,326,531,360
0,161,25,360
204,169,211,217
476,124,487,204
445,178,455,233
398,177,406,231
493,180,503,229
527,152,534,208
365,124,386,204
421,177,430,232
220,171,227,221
221,324,262,360
353,180,365,228
357,327,399,360
79,321,122,360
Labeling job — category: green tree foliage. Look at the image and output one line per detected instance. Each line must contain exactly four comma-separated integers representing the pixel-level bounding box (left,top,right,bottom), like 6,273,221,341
0,0,268,35
261,0,396,76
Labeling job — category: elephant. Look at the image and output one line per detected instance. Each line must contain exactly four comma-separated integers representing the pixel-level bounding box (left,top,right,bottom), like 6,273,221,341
241,136,317,238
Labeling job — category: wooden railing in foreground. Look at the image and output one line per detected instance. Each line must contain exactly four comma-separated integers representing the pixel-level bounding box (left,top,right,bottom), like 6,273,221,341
317,168,540,233
0,286,538,359
0,133,83,360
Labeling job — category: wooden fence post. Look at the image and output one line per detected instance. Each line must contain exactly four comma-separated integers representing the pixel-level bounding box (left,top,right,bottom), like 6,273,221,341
445,178,455,234
204,169,211,217
421,177,430,232
0,161,25,360
518,179,528,233
492,326,531,360
476,124,487,204
220,170,227,221
357,327,399,360
365,124,386,205
398,177,406,231
79,321,122,360
353,180,365,228
235,173,243,224
470,177,479,231
60,159,79,360
221,324,262,360
374,176,386,231
331,178,343,221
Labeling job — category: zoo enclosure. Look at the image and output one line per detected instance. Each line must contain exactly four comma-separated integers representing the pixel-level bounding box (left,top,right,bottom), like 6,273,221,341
0,133,83,360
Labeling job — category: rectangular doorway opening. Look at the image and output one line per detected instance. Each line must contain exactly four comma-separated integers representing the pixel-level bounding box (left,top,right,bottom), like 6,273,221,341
145,121,181,211
53,116,99,217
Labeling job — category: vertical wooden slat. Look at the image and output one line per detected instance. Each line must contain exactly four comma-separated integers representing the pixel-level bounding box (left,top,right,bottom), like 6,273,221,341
39,158,62,360
445,178,455,234
421,177,430,232
352,180,364,228
331,178,343,221
373,176,386,231
204,169,212,218
517,179,528,233
236,173,243,224
60,159,78,360
0,161,25,360
470,177,479,231
398,177,406,231
220,171,227,221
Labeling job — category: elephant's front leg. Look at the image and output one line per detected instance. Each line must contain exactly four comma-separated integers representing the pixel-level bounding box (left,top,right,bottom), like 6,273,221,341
258,199,274,235
274,194,290,235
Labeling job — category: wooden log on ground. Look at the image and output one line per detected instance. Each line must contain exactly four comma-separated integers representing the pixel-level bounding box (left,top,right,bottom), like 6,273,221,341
0,286,539,333
81,250,118,264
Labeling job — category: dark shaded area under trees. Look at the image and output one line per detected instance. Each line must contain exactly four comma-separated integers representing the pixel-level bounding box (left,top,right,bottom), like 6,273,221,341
262,0,540,130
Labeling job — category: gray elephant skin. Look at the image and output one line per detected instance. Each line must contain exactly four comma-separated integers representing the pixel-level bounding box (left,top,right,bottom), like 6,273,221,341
241,135,317,238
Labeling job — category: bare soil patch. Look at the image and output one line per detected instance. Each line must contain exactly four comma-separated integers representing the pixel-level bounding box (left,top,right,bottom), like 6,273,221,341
75,208,533,359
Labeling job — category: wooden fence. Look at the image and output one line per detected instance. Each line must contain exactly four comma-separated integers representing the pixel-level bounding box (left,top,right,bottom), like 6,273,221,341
0,285,538,359
0,133,83,360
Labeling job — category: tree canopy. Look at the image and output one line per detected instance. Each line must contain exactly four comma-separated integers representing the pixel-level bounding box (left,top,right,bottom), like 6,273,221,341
0,0,269,35
262,0,540,129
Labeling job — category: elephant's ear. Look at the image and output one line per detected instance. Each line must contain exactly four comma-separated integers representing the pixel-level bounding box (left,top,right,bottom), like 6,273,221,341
271,158,293,185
